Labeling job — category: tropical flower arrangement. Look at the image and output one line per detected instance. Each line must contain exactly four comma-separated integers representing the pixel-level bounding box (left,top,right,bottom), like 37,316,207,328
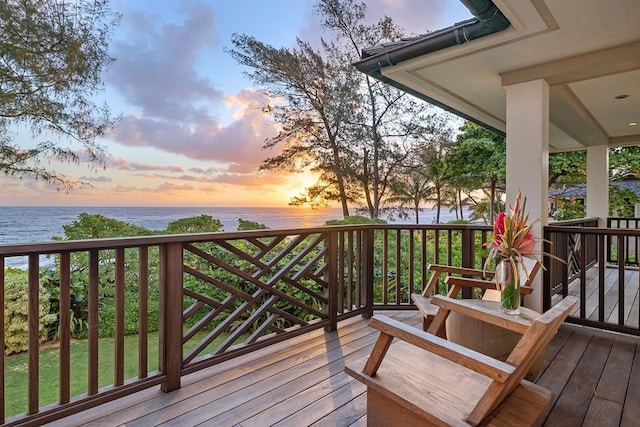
485,191,538,265
484,191,541,313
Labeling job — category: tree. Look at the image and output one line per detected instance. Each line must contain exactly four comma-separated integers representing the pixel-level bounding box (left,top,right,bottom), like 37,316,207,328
317,0,441,219
549,151,586,187
165,215,223,234
0,0,120,189
387,168,432,224
610,147,640,178
446,122,505,223
229,34,361,217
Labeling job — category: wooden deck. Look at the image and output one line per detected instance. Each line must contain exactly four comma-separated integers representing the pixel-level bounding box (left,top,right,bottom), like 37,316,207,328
43,311,640,427
559,265,640,329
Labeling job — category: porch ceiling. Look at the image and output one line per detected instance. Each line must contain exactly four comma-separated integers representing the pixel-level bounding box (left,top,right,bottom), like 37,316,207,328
375,0,640,153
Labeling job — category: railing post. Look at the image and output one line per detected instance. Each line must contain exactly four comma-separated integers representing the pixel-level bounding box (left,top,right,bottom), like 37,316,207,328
543,227,551,312
461,227,474,299
361,227,375,318
325,231,338,332
160,242,183,392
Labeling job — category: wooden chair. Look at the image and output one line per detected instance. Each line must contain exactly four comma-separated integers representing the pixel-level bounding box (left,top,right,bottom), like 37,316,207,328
411,260,542,331
345,295,577,426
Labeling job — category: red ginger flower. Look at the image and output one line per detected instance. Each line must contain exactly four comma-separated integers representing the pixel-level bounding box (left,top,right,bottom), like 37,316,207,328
485,191,540,263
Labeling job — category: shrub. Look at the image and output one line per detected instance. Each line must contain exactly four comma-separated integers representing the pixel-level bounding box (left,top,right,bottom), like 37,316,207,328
41,269,90,339
4,268,56,354
97,287,160,338
237,218,269,230
325,215,386,225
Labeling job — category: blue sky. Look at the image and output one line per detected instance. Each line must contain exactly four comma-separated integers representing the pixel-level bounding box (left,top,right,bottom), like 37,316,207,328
2,0,471,206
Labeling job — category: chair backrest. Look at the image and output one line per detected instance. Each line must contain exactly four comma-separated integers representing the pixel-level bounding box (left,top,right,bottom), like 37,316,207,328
430,295,577,425
520,258,542,288
423,259,542,299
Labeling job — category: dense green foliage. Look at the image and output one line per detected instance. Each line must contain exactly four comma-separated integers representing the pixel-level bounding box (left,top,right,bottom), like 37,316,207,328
21,211,475,355
237,218,269,230
40,214,256,342
166,215,224,233
325,215,386,225
4,268,55,354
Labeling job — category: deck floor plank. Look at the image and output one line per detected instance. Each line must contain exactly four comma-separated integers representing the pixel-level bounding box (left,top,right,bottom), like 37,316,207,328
594,338,636,404
544,333,612,427
582,396,622,427
137,320,388,426
620,338,640,427
536,327,591,407
42,311,640,427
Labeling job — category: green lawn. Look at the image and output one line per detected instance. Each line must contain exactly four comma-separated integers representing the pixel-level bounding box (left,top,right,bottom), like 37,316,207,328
5,331,231,418
5,333,161,418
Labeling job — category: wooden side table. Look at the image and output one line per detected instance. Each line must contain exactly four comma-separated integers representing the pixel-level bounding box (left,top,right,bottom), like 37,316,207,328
445,299,544,381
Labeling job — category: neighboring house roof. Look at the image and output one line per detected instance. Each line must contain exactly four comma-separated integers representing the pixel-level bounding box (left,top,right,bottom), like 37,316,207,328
549,179,640,198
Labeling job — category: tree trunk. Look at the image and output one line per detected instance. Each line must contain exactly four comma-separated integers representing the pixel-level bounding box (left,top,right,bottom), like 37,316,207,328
330,138,350,217
489,181,496,224
372,133,381,218
435,186,442,223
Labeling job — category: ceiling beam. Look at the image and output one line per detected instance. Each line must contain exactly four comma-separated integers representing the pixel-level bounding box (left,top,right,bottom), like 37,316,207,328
610,135,640,147
501,40,640,87
550,84,608,146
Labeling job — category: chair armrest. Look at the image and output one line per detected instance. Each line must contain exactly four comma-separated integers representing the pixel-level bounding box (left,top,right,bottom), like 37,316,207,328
445,276,534,296
367,315,514,382
444,276,499,291
428,264,494,279
422,264,494,297
431,295,531,334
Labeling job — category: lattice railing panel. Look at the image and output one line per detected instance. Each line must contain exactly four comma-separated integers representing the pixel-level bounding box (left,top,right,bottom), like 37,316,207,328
181,232,332,363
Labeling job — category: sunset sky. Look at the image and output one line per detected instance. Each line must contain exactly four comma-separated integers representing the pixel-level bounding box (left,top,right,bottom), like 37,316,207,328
2,0,471,207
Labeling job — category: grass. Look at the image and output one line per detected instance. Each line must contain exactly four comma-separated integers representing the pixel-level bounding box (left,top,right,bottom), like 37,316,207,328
5,332,161,418
4,330,232,419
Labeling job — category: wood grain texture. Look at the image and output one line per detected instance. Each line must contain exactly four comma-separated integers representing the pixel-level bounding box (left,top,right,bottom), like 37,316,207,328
31,311,640,427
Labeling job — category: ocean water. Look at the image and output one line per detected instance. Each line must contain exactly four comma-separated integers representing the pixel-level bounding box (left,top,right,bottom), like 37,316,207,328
0,205,469,269
0,206,469,245
0,206,344,245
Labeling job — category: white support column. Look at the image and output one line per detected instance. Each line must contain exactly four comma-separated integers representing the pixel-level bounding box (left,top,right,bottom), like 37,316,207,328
586,145,609,227
505,79,549,313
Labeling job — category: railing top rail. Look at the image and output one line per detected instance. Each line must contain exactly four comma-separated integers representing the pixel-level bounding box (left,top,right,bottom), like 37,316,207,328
0,223,493,257
544,225,640,236
375,223,492,231
0,227,332,256
551,217,600,226
608,217,640,221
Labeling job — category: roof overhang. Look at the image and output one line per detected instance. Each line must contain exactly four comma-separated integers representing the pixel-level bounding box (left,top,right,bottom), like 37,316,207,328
355,0,640,152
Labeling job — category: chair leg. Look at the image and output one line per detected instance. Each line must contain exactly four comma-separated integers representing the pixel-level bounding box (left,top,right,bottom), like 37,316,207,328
423,316,433,332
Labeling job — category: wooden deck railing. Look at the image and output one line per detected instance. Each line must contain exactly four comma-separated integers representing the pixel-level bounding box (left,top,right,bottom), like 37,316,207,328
10,219,640,425
608,217,640,265
544,222,640,336
545,218,599,297
0,223,493,426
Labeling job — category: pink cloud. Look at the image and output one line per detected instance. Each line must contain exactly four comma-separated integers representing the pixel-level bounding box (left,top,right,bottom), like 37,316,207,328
212,172,288,188
106,157,186,173
156,182,195,191
112,185,139,193
111,89,279,173
80,175,113,183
